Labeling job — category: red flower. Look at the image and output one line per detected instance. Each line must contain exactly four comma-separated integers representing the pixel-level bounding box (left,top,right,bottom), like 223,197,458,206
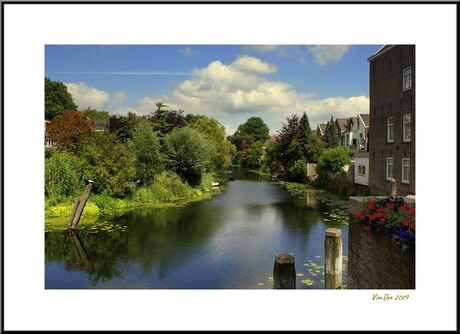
368,199,376,208
363,225,371,231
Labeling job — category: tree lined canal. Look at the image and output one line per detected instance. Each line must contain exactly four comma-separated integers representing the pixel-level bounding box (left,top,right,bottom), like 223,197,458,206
45,170,349,289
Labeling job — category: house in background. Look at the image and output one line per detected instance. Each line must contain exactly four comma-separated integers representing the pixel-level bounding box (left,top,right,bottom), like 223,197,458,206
44,120,56,149
354,150,369,186
315,123,327,140
345,114,369,150
335,118,348,146
367,45,415,196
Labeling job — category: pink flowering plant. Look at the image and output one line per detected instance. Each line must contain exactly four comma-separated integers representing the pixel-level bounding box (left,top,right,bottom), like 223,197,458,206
356,196,415,249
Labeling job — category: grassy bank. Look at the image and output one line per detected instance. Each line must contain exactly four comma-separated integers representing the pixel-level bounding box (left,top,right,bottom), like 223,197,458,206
45,171,220,230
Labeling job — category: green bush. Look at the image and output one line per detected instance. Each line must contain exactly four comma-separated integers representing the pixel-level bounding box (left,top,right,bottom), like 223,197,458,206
45,152,85,198
317,147,353,174
289,159,307,182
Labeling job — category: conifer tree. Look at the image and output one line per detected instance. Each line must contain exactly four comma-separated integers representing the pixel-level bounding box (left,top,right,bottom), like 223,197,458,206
323,116,339,148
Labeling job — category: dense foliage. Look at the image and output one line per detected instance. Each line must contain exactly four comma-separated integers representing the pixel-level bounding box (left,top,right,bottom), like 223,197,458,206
165,127,211,186
45,78,78,120
46,110,94,153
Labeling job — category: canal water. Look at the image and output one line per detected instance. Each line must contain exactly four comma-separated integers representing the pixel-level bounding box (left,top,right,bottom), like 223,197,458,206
45,169,349,289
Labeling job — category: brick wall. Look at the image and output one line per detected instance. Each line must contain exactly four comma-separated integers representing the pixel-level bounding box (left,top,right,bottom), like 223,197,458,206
348,197,415,289
368,45,416,196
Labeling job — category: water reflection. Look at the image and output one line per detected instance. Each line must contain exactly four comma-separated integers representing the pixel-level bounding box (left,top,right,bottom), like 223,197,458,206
45,169,348,289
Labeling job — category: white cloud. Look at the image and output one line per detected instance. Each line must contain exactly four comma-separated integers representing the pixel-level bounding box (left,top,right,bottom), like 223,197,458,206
65,82,109,110
110,55,368,134
113,91,127,104
232,55,277,74
307,45,351,66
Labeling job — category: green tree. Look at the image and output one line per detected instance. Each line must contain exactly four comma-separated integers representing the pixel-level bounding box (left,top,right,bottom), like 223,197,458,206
164,127,211,186
304,135,325,163
84,107,110,120
190,116,235,172
229,116,270,151
108,112,140,143
276,114,302,168
246,140,264,169
78,132,137,198
323,116,339,148
45,78,78,120
317,146,353,174
130,121,165,185
298,111,312,149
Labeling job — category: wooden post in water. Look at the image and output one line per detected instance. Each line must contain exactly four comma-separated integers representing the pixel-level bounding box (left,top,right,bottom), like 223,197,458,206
325,228,343,289
273,252,296,289
69,180,94,230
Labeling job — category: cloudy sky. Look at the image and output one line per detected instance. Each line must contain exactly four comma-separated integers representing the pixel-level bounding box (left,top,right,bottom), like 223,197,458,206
45,44,381,135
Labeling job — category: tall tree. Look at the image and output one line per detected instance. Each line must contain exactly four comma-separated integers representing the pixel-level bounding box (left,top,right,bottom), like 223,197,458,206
323,116,339,148
130,121,165,185
298,111,312,149
276,114,302,168
229,116,270,151
164,127,211,186
45,78,78,120
108,112,140,143
46,111,94,153
190,115,235,172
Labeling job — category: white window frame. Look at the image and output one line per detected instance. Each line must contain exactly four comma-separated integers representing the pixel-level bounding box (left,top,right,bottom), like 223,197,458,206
403,113,411,142
386,157,394,180
403,66,412,91
358,165,366,177
387,117,394,143
402,158,410,184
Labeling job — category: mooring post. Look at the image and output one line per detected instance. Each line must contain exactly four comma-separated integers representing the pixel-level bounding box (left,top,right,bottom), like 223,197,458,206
69,180,95,230
388,178,397,196
273,252,296,289
325,228,343,289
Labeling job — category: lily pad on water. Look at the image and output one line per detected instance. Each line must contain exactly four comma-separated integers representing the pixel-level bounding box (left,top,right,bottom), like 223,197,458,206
296,273,304,277
257,283,264,286
301,279,314,286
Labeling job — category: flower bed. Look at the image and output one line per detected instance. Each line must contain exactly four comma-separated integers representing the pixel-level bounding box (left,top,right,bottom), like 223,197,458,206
355,196,415,250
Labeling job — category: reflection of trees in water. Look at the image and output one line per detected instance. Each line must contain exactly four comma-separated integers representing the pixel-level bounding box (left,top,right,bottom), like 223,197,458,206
123,205,221,279
45,228,129,283
45,203,221,284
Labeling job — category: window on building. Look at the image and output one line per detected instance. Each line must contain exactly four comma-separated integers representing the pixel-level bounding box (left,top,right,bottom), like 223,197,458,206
402,158,410,183
386,157,393,180
387,117,394,143
403,113,411,142
358,165,366,176
403,67,412,90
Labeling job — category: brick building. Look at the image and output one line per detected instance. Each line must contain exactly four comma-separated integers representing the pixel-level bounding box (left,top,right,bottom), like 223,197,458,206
367,45,415,196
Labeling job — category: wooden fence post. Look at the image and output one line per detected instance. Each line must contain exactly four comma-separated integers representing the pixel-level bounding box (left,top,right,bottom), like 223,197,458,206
273,252,296,289
325,228,343,289
69,180,94,230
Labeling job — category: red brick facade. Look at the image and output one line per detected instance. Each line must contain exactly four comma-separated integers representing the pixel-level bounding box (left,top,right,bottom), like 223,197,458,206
368,45,415,196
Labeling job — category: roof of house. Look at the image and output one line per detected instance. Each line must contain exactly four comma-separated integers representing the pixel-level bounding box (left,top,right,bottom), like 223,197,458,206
335,118,348,133
359,114,370,126
367,45,395,62
316,123,327,136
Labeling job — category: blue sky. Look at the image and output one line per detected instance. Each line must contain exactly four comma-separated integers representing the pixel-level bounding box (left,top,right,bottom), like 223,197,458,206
45,44,382,135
